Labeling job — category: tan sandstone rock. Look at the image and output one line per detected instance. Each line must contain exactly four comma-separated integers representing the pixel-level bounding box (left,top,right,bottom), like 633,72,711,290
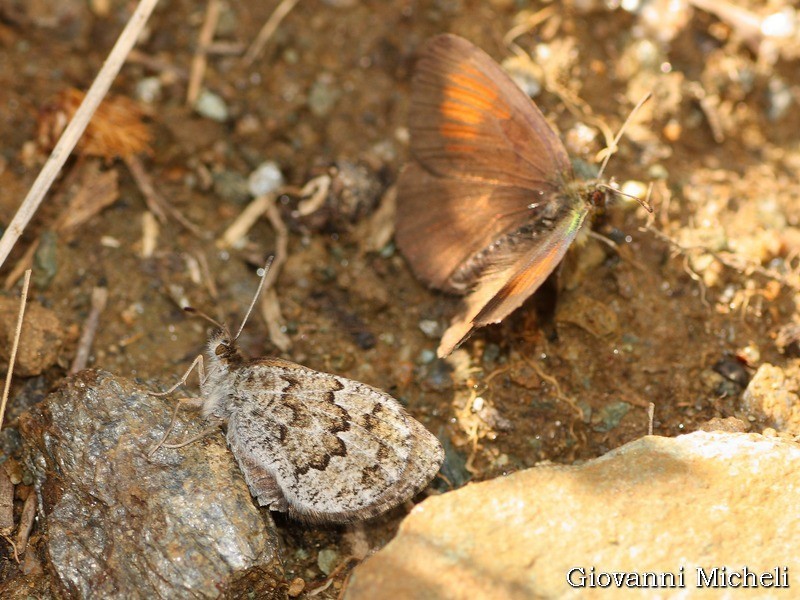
346,432,800,599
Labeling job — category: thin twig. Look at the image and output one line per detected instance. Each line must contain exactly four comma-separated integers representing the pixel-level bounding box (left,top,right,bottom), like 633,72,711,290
186,0,221,106
261,199,291,350
0,0,161,269
242,0,301,66
69,286,109,374
141,210,160,258
262,199,287,298
218,193,275,248
15,492,36,556
195,251,219,301
3,240,40,291
125,155,204,237
0,270,31,431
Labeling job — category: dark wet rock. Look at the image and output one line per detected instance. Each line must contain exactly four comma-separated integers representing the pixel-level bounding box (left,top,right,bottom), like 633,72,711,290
345,432,800,599
18,370,283,599
742,362,800,435
0,296,64,377
436,434,469,492
418,359,452,392
712,356,750,388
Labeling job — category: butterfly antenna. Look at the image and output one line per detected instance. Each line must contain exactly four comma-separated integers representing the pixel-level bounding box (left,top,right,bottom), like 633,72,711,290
597,181,654,213
596,92,652,180
183,307,226,331
233,255,275,342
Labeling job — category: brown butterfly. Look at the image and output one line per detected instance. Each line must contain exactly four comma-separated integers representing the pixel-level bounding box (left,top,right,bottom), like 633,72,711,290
395,34,649,357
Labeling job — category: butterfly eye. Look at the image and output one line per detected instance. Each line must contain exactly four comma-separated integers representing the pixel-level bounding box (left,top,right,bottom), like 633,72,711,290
215,343,227,356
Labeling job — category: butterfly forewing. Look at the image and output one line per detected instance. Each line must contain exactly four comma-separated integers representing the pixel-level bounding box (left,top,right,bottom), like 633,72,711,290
408,34,572,186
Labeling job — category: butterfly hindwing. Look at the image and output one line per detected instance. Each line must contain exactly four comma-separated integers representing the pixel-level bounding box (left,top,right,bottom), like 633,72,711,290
438,203,590,357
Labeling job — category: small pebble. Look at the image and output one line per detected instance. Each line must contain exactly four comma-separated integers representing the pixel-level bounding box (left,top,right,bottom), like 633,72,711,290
766,78,792,121
194,89,229,122
418,319,440,339
593,401,631,432
248,161,285,197
287,577,305,597
135,77,162,104
619,180,649,209
308,74,340,117
317,548,339,576
34,230,58,289
501,56,542,98
418,349,436,365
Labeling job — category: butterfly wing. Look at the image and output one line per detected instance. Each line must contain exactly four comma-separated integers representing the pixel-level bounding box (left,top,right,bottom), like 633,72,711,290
226,359,443,524
438,203,590,357
408,33,571,186
397,164,555,290
396,34,575,290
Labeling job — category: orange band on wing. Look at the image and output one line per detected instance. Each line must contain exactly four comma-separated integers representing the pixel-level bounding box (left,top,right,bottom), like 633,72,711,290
439,123,482,140
439,99,486,125
442,69,512,120
504,244,563,296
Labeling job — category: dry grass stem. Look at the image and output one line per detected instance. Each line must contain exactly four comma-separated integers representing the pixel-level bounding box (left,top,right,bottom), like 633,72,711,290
243,0,301,66
218,193,275,248
0,270,31,431
3,241,40,292
295,174,331,216
261,288,291,351
260,199,291,351
357,186,396,255
4,163,119,291
187,0,221,106
141,211,160,258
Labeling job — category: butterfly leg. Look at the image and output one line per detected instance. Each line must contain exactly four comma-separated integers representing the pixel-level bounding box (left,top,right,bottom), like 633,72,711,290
147,396,210,457
150,354,206,397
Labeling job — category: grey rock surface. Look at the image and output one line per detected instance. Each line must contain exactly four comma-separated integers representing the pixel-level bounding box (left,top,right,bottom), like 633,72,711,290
19,370,283,599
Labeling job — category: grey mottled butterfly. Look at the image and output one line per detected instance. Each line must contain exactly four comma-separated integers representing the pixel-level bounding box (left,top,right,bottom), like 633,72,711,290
152,259,444,524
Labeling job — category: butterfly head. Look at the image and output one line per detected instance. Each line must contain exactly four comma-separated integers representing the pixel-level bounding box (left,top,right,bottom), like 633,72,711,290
589,186,608,209
207,329,243,365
